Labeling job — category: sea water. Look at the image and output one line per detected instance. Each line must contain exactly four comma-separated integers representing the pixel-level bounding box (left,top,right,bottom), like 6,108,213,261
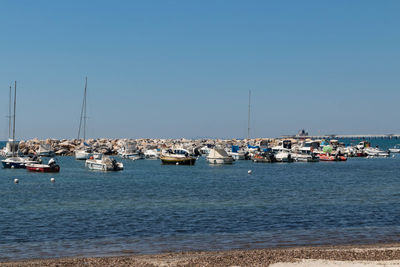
0,139,400,260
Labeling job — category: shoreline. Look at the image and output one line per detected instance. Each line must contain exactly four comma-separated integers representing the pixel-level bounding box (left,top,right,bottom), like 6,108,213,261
3,243,400,266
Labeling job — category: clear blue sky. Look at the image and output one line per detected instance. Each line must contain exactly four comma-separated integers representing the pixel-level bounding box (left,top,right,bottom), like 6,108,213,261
1,0,399,140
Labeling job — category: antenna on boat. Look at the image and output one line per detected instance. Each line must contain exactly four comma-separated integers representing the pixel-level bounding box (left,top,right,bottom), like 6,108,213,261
247,90,251,139
12,81,16,157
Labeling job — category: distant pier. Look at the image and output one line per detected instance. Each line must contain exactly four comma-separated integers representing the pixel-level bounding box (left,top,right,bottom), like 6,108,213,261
281,134,400,140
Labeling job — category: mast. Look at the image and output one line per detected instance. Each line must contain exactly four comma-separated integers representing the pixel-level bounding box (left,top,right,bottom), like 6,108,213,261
12,81,16,157
83,77,87,141
8,85,11,139
77,77,87,141
247,90,251,139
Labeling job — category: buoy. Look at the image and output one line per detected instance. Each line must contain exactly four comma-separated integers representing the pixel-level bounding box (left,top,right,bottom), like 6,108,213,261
14,178,19,184
176,162,179,165
248,170,252,174
11,165,14,169
50,178,55,183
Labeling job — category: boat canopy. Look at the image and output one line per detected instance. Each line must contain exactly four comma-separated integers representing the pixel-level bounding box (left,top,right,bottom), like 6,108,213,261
232,145,240,153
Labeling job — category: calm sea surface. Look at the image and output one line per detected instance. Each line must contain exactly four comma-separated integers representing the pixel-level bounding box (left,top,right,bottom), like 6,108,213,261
1,139,400,261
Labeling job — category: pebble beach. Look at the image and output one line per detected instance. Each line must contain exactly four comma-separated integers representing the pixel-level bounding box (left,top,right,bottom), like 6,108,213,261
3,244,400,266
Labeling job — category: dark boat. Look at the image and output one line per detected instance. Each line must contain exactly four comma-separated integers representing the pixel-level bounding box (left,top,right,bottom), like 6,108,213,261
252,152,276,163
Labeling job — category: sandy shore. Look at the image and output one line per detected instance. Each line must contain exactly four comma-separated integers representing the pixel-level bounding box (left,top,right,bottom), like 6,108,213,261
2,244,400,266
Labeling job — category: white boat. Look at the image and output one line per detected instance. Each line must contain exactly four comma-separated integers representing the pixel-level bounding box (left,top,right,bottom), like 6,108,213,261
75,148,91,160
271,140,293,162
143,149,160,159
389,145,400,153
37,142,55,157
227,145,246,160
199,145,211,156
118,141,143,160
85,155,124,171
207,147,234,164
291,141,319,162
364,147,389,157
1,139,21,157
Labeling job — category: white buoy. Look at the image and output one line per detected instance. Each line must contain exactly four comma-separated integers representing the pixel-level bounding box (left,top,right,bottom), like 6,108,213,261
14,178,19,184
248,170,252,174
176,162,179,165
50,178,55,183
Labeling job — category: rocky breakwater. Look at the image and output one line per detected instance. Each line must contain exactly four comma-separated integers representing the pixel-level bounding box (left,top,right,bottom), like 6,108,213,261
17,139,121,156
16,137,275,156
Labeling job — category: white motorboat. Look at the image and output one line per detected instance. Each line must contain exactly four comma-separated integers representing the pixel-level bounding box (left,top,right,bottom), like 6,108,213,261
118,141,143,160
291,141,319,162
199,145,211,156
85,155,124,171
143,149,160,159
271,140,293,162
389,145,400,153
364,147,389,157
207,147,234,164
37,142,55,157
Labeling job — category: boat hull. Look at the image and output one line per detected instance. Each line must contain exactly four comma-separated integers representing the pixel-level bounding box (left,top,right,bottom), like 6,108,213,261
2,161,26,169
161,156,196,165
75,151,91,160
319,155,347,161
26,164,60,173
85,160,124,171
206,157,234,164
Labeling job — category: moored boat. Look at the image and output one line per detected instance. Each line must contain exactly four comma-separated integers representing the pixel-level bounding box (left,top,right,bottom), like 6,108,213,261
2,156,42,169
206,147,234,164
160,148,196,165
26,158,60,173
252,151,276,163
319,154,347,161
85,155,124,171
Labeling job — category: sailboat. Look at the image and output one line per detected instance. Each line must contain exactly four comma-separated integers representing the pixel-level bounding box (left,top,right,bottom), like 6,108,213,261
2,81,41,168
1,85,21,157
75,77,92,160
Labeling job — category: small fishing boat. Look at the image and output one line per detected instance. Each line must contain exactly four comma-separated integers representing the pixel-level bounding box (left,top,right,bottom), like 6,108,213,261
85,155,124,171
388,145,400,153
206,147,234,164
364,147,389,157
160,148,196,165
26,158,60,173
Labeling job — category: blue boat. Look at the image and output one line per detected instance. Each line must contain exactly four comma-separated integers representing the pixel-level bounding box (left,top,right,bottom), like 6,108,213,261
2,157,26,169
